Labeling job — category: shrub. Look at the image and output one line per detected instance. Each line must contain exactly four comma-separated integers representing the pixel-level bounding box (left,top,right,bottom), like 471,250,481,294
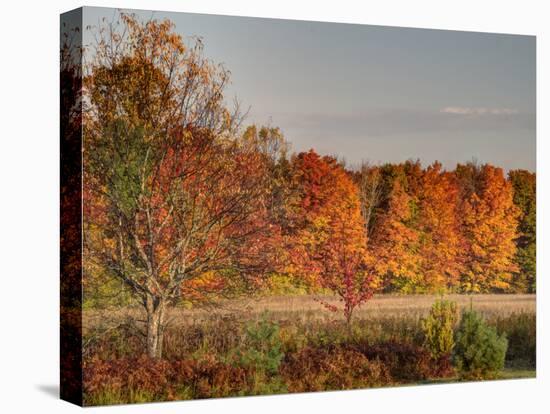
83,355,255,404
229,314,287,394
453,310,508,380
171,356,253,399
236,314,284,375
357,341,434,381
491,313,536,368
421,299,458,359
278,323,308,354
281,346,392,392
83,355,173,404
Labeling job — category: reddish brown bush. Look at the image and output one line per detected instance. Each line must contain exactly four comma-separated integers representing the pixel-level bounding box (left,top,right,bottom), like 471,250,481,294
84,355,172,397
432,354,455,378
171,356,252,398
280,346,392,392
354,341,434,381
83,355,254,403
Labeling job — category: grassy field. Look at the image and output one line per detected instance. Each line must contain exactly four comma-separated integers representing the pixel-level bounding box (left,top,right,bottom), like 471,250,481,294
83,293,536,330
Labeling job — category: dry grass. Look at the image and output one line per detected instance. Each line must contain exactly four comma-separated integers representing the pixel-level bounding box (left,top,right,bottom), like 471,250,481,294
83,294,535,331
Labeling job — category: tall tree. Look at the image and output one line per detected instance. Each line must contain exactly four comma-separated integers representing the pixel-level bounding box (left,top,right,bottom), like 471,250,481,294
457,164,520,292
369,179,421,292
286,150,342,287
508,169,536,292
83,14,276,358
416,162,464,291
355,163,383,239
289,151,374,322
242,125,293,232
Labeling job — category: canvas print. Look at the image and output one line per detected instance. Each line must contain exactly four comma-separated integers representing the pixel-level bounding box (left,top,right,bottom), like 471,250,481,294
60,6,536,406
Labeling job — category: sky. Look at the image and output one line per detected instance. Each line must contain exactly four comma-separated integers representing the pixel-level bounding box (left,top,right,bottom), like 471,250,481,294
82,7,536,172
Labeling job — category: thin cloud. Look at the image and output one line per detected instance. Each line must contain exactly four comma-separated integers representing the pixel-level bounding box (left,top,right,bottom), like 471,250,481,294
256,107,534,139
440,107,519,115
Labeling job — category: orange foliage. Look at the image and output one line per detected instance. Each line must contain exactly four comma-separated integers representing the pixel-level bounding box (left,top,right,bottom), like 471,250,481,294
369,180,421,292
288,150,374,322
459,165,520,292
417,163,464,290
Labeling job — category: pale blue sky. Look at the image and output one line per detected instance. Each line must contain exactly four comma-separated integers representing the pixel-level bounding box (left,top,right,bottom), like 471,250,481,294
83,7,536,172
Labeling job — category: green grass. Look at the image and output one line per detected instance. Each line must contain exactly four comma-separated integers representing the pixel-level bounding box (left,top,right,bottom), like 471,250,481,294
417,368,535,386
498,368,536,380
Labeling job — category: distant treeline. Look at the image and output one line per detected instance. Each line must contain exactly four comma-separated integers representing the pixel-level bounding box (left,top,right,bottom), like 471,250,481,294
248,126,536,295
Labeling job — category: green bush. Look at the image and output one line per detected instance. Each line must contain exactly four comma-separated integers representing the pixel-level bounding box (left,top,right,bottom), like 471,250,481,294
453,310,508,380
421,299,458,359
491,313,536,368
231,314,286,394
237,314,284,375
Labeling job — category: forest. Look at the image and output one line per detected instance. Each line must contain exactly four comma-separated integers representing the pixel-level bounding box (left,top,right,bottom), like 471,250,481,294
60,12,536,405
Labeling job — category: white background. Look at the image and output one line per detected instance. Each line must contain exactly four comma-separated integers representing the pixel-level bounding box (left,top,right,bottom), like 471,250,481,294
0,0,548,412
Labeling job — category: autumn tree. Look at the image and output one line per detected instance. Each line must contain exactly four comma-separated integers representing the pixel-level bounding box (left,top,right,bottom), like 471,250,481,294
242,125,293,231
369,178,421,292
285,150,338,287
416,162,464,291
318,192,374,324
83,14,276,358
457,163,520,292
355,162,383,238
289,151,374,323
509,169,536,292
242,126,315,293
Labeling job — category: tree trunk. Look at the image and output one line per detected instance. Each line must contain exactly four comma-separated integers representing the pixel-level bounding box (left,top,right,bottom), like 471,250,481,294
145,296,165,359
344,303,353,328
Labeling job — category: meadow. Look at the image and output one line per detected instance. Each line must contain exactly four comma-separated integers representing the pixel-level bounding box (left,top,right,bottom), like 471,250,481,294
84,293,535,328
82,294,536,405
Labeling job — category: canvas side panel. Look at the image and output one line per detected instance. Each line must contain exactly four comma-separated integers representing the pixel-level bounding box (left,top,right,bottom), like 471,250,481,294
60,7,83,407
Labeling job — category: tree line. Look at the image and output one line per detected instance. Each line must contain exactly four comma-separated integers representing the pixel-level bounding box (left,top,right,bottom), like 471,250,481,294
258,141,535,297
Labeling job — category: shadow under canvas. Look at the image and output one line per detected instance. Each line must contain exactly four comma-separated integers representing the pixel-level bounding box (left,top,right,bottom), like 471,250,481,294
36,384,60,399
